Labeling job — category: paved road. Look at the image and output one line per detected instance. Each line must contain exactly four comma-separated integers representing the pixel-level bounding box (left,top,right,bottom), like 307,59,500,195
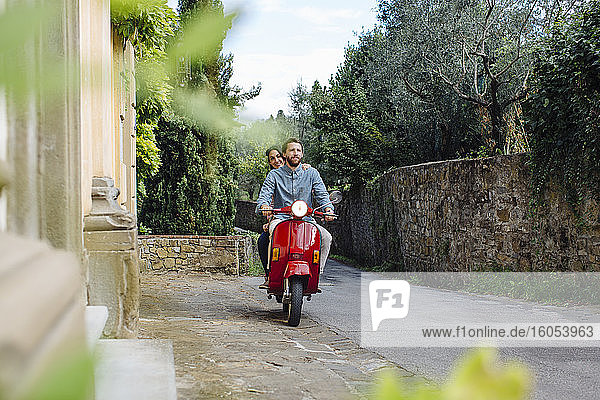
140,272,428,399
245,260,600,400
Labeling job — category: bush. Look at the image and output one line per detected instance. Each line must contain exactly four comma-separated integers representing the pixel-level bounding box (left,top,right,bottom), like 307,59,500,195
525,0,600,208
139,112,237,235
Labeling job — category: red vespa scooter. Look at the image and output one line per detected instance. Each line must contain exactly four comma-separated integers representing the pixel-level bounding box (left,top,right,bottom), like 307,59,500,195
264,192,341,326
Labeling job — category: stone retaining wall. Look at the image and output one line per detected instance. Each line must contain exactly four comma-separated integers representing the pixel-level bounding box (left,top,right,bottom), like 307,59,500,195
139,235,253,275
329,154,599,271
234,200,266,233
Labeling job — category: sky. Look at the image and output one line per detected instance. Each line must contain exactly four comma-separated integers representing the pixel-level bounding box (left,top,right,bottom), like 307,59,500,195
167,0,379,122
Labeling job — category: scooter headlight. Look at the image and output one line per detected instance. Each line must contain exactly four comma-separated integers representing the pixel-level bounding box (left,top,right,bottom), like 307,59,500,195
291,200,308,218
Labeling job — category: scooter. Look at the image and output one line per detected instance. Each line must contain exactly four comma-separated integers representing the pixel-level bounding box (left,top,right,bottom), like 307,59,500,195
263,191,342,326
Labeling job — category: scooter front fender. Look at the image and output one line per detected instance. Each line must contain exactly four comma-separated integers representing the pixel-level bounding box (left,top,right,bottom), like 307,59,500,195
284,261,311,279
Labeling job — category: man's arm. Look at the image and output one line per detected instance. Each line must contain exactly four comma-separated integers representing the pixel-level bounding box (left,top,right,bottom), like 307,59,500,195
310,169,335,221
255,170,276,216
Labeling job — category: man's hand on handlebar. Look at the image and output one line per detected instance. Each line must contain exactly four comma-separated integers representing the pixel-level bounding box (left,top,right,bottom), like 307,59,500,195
324,207,335,222
260,204,272,217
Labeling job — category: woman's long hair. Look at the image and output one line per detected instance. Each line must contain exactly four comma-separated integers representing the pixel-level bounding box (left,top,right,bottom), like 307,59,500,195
265,147,283,170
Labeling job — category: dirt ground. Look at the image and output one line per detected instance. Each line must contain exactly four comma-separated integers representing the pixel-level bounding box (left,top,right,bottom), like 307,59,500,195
138,272,422,399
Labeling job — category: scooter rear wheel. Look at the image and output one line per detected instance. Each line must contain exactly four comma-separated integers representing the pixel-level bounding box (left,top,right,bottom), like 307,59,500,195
287,276,303,327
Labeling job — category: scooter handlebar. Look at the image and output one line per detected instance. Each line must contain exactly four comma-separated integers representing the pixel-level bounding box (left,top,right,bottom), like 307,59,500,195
260,207,337,220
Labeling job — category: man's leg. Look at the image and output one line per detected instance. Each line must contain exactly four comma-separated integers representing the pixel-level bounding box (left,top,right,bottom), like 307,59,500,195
257,231,269,276
315,224,332,273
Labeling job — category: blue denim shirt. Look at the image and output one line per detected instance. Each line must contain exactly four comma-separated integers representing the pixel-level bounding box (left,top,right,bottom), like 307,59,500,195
255,163,333,222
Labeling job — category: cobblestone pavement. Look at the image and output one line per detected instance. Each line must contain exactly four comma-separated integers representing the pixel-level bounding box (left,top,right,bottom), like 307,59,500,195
139,272,424,399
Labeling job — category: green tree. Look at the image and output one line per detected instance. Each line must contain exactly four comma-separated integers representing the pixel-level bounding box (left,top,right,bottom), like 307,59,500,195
525,0,600,208
234,113,292,200
139,111,237,234
309,79,384,187
377,0,572,153
138,0,258,234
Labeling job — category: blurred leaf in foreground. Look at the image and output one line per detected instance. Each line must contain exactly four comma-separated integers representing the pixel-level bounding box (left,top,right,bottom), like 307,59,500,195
18,348,94,400
372,348,532,400
0,1,72,99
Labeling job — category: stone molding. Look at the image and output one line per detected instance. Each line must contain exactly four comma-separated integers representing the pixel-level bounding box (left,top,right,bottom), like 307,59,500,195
83,177,139,338
84,177,136,232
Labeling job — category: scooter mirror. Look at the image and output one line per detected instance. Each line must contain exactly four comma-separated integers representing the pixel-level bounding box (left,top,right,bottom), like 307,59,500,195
329,190,342,205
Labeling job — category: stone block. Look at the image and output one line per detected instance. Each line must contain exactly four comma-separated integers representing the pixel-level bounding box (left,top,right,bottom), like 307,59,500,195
0,234,86,398
156,248,168,258
87,228,139,339
84,230,136,251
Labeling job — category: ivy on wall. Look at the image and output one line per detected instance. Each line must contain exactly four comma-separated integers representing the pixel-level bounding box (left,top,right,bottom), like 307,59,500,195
525,0,600,211
111,0,178,209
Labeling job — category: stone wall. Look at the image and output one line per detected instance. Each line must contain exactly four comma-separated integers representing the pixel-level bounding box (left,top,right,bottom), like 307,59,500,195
234,200,266,233
139,235,253,275
328,154,600,271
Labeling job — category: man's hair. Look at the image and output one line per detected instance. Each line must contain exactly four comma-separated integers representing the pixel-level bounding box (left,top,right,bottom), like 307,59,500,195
282,137,303,154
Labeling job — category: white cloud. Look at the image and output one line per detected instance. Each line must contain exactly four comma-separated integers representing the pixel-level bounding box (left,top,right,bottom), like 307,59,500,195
295,6,363,26
231,48,344,120
256,0,283,13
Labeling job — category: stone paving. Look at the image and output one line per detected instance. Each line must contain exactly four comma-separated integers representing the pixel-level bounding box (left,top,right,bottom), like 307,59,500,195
139,273,424,399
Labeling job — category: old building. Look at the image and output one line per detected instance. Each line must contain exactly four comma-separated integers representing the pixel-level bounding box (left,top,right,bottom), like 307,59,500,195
0,0,146,397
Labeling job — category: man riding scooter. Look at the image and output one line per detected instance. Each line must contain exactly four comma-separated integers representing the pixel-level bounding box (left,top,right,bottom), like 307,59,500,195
255,137,334,286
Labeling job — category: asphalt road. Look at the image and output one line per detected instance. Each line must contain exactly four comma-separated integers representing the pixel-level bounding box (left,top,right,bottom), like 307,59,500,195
256,260,600,400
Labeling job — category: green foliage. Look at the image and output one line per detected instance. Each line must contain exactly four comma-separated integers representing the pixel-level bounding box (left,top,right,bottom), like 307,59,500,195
236,141,270,200
373,348,532,400
112,0,257,232
234,113,293,199
309,79,385,186
139,111,237,234
111,0,178,207
17,348,94,400
525,0,600,209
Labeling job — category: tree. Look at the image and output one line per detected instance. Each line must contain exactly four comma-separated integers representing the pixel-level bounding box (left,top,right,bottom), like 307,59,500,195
233,113,292,199
308,79,384,187
378,0,572,152
139,111,237,234
139,0,256,234
288,80,313,141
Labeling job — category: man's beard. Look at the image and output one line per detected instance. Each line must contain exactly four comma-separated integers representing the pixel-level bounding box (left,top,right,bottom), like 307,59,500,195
286,155,301,167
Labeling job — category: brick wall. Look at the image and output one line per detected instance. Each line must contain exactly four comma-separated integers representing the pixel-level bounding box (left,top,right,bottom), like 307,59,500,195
139,235,253,275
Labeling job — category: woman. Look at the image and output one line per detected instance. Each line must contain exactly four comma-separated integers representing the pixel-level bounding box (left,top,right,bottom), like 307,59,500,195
257,147,310,288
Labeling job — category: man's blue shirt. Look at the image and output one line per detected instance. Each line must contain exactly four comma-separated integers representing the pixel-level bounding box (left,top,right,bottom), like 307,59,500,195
255,163,333,221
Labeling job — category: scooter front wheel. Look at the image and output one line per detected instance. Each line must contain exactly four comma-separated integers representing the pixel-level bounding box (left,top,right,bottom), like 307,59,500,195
287,276,303,327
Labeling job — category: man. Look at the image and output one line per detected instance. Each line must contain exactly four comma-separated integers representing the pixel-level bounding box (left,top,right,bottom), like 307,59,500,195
255,137,334,278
